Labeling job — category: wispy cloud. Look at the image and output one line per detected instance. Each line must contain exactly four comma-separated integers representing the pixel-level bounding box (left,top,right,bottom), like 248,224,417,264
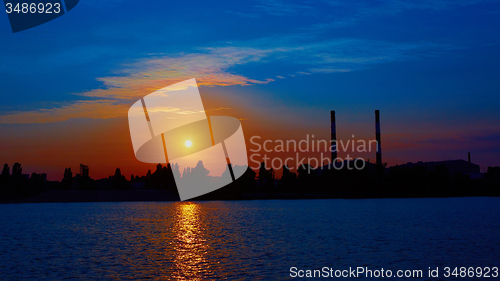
80,47,276,100
227,0,496,28
303,0,496,31
0,100,128,124
72,39,449,99
0,36,451,124
63,39,443,102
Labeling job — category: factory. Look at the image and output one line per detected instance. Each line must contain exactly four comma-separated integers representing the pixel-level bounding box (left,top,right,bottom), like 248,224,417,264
326,110,481,177
397,158,480,176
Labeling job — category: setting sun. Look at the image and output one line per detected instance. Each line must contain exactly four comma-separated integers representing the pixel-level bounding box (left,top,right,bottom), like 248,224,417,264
185,140,192,147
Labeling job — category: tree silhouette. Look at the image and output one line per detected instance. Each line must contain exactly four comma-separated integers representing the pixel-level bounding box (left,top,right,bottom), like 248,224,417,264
114,168,122,179
257,162,275,189
171,163,181,180
12,163,22,178
281,165,297,191
1,164,10,181
113,168,128,190
62,167,73,190
2,164,9,176
182,161,210,178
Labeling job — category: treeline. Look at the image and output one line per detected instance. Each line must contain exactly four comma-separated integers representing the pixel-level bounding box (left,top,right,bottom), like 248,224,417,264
0,163,56,200
1,162,500,201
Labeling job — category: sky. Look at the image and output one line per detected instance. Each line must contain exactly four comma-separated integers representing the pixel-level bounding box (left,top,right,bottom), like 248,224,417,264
0,0,499,180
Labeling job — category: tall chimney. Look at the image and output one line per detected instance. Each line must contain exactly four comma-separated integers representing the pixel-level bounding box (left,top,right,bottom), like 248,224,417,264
331,111,337,163
375,110,382,166
468,152,471,163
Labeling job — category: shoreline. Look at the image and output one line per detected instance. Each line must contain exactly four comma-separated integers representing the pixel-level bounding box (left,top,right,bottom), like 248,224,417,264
1,189,498,203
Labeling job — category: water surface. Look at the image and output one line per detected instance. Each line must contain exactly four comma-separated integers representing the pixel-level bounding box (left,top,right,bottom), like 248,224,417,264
0,198,499,280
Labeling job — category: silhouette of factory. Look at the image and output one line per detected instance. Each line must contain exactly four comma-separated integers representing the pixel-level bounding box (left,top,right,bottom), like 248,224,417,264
1,110,497,202
324,109,480,177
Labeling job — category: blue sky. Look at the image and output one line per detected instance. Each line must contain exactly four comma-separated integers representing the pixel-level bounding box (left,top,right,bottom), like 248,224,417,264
0,0,499,178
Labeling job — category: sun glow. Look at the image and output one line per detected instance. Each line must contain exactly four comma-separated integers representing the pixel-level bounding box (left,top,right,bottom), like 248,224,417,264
185,140,192,147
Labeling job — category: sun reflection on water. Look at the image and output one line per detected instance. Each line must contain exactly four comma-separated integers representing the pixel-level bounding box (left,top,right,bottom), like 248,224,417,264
172,202,209,280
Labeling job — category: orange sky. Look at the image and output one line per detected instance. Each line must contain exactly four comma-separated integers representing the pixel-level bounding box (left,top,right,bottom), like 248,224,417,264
0,82,495,181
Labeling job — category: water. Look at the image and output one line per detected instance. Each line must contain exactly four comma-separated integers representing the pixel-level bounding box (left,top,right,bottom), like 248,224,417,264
0,198,499,280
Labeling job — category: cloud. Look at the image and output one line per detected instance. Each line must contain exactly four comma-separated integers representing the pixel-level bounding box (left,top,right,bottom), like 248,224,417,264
303,0,496,31
71,40,387,99
0,37,450,124
0,46,278,124
309,68,351,73
300,40,450,72
76,39,448,100
79,47,277,100
0,100,128,124
227,0,495,29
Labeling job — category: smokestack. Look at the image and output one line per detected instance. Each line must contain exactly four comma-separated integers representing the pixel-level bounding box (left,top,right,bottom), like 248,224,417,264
331,111,337,163
468,152,471,163
375,110,382,166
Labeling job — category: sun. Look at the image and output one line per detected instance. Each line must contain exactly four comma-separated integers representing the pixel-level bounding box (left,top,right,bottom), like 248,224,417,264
185,140,192,147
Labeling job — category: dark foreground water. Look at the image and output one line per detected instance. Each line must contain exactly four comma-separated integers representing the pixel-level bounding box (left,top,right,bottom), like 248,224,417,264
0,198,499,280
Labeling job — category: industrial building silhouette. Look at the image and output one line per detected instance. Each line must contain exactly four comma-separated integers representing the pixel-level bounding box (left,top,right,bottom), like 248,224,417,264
0,110,498,202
